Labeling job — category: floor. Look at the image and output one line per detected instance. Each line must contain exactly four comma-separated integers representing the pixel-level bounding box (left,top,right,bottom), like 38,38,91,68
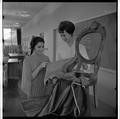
3,79,117,117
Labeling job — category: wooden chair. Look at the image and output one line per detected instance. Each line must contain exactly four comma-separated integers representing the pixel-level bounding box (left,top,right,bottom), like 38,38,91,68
75,21,106,108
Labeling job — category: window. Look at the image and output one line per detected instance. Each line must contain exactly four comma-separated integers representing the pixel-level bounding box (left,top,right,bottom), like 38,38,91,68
3,28,17,46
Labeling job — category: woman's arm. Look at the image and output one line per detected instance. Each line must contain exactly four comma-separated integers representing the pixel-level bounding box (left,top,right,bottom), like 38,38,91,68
45,71,75,85
59,71,75,80
32,62,48,79
48,71,75,81
32,56,50,79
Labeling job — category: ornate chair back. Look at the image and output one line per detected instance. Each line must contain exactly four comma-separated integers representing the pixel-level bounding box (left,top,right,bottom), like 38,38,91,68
75,21,106,108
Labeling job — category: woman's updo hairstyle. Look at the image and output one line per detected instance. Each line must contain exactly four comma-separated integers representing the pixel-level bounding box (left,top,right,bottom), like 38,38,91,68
30,36,45,55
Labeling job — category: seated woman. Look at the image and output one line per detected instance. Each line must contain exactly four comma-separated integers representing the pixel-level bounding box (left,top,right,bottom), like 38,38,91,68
20,36,53,116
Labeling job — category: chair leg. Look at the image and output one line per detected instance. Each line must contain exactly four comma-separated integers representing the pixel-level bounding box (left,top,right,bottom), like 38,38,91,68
93,85,98,108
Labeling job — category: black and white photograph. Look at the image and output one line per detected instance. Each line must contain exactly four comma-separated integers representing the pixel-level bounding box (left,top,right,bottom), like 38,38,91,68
2,1,117,118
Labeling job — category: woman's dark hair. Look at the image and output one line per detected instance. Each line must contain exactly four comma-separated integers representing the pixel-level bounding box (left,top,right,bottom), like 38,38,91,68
30,36,45,55
58,21,75,35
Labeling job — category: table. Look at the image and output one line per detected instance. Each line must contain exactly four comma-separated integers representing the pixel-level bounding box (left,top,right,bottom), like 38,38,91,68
7,58,23,89
8,58,22,79
8,53,25,61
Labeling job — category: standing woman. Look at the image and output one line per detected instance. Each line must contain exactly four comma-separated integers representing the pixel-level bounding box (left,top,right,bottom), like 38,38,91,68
21,36,53,116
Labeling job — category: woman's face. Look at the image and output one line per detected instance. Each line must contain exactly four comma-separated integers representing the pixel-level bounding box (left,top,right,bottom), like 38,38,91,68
34,42,44,55
59,30,72,44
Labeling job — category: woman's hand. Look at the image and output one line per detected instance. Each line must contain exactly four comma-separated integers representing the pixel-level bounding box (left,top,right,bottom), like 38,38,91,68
64,72,75,79
72,74,90,87
40,62,49,68
44,71,59,85
81,77,90,87
32,61,49,79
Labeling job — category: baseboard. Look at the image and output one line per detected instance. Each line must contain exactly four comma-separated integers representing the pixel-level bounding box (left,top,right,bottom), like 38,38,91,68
99,67,116,74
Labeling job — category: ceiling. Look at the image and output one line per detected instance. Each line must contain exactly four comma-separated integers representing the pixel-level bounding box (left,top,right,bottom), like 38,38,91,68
2,2,116,29
2,2,49,28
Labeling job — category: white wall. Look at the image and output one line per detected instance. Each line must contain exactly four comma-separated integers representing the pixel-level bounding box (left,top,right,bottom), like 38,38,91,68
89,68,116,108
44,29,54,61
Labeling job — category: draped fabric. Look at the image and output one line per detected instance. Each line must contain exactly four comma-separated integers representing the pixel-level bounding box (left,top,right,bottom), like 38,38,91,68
21,76,91,117
37,78,91,117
